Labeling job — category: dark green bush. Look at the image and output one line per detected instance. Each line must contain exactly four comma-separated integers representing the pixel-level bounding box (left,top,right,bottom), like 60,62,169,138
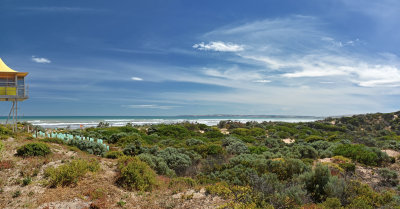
248,146,268,154
123,140,143,156
339,163,356,173
45,159,100,187
116,156,157,191
148,124,193,139
16,142,51,157
231,128,251,136
118,133,142,146
107,132,128,144
0,125,13,136
333,144,389,166
206,144,224,155
105,151,124,159
204,127,224,139
185,138,204,146
305,135,325,142
0,141,3,152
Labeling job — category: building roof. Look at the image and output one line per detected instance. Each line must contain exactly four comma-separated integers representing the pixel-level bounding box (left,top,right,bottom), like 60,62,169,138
0,58,28,77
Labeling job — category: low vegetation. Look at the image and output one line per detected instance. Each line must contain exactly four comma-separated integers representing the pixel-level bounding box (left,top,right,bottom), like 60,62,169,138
116,156,157,191
3,111,400,208
16,142,51,157
44,159,100,187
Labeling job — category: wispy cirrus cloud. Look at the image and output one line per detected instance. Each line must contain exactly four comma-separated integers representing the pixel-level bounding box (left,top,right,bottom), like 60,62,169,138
193,41,244,52
31,56,51,64
193,15,400,88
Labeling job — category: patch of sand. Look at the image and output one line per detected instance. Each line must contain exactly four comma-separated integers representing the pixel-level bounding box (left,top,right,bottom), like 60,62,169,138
282,138,295,144
318,158,333,163
382,149,400,158
37,198,90,209
220,128,229,135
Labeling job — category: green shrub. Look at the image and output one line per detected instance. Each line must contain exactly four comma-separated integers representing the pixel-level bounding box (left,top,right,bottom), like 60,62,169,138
206,144,223,155
39,137,65,145
12,190,21,198
333,144,389,166
301,164,332,202
148,124,193,139
168,177,196,191
204,128,224,138
0,125,12,136
105,151,125,159
67,139,107,156
185,138,204,146
138,153,175,176
319,197,342,209
305,135,325,142
156,147,192,175
291,144,318,159
338,163,355,173
45,159,100,187
118,133,142,146
123,140,143,156
222,137,248,155
108,132,128,144
264,137,285,149
248,146,268,154
231,128,251,137
324,176,346,200
249,127,265,136
116,156,157,191
212,164,258,186
378,168,399,186
22,177,32,186
16,142,51,157
0,141,3,152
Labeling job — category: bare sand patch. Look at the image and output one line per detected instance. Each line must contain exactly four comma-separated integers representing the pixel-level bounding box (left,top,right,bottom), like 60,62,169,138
282,138,295,144
382,149,400,158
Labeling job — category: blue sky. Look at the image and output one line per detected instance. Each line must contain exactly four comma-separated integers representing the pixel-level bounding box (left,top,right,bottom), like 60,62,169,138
0,0,400,116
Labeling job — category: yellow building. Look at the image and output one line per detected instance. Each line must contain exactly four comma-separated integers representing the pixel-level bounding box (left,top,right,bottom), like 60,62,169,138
0,58,28,101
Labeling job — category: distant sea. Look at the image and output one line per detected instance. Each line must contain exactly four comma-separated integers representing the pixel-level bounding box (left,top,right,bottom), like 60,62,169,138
0,115,324,129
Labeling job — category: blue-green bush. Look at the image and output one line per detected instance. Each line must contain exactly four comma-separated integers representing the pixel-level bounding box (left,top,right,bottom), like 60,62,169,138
67,139,106,156
156,147,192,175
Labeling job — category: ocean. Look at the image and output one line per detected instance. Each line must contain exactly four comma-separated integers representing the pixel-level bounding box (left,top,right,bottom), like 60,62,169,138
0,115,324,129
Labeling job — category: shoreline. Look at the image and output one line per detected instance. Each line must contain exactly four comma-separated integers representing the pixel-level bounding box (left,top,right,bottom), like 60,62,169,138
0,115,324,129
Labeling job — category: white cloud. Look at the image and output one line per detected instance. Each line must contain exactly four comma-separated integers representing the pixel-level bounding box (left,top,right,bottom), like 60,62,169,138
131,77,143,81
196,16,400,88
31,56,51,64
193,41,244,52
321,37,359,48
124,104,180,109
253,80,271,83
